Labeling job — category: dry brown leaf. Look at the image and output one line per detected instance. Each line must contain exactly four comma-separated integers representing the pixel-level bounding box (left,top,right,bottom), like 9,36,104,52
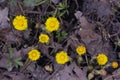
50,62,87,80
0,7,9,29
74,11,116,61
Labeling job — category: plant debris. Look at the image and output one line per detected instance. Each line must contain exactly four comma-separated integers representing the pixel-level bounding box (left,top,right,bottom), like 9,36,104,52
0,0,120,80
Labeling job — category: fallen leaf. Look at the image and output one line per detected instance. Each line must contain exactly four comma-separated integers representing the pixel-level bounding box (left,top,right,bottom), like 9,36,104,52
50,62,87,80
74,11,116,61
0,7,9,29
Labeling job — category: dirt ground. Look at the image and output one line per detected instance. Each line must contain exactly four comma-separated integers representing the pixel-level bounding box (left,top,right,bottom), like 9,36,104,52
0,0,120,80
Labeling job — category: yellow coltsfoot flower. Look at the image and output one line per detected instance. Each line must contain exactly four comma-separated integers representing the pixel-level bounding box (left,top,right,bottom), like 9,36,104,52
112,61,119,68
28,49,41,61
45,17,60,32
56,51,69,64
76,45,86,55
13,15,28,31
39,33,49,43
97,53,108,65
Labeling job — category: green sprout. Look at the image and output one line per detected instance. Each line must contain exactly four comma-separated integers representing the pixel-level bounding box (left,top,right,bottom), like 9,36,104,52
56,30,68,41
53,2,69,23
6,47,23,68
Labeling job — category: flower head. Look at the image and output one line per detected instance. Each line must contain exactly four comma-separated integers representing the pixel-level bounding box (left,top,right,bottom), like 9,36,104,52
56,51,69,64
39,33,49,43
88,73,94,80
28,49,41,61
13,15,28,31
100,69,107,76
112,61,119,68
97,53,108,65
76,45,86,55
45,17,60,32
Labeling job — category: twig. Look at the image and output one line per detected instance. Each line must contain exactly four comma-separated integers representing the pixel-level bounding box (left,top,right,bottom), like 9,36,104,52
20,58,32,72
85,55,89,66
109,31,120,38
75,0,79,9
24,10,41,14
17,2,25,15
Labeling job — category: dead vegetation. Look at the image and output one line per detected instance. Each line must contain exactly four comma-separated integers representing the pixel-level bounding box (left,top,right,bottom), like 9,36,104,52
0,0,120,80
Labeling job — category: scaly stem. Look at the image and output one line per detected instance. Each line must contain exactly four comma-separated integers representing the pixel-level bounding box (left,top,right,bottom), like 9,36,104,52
20,58,32,72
